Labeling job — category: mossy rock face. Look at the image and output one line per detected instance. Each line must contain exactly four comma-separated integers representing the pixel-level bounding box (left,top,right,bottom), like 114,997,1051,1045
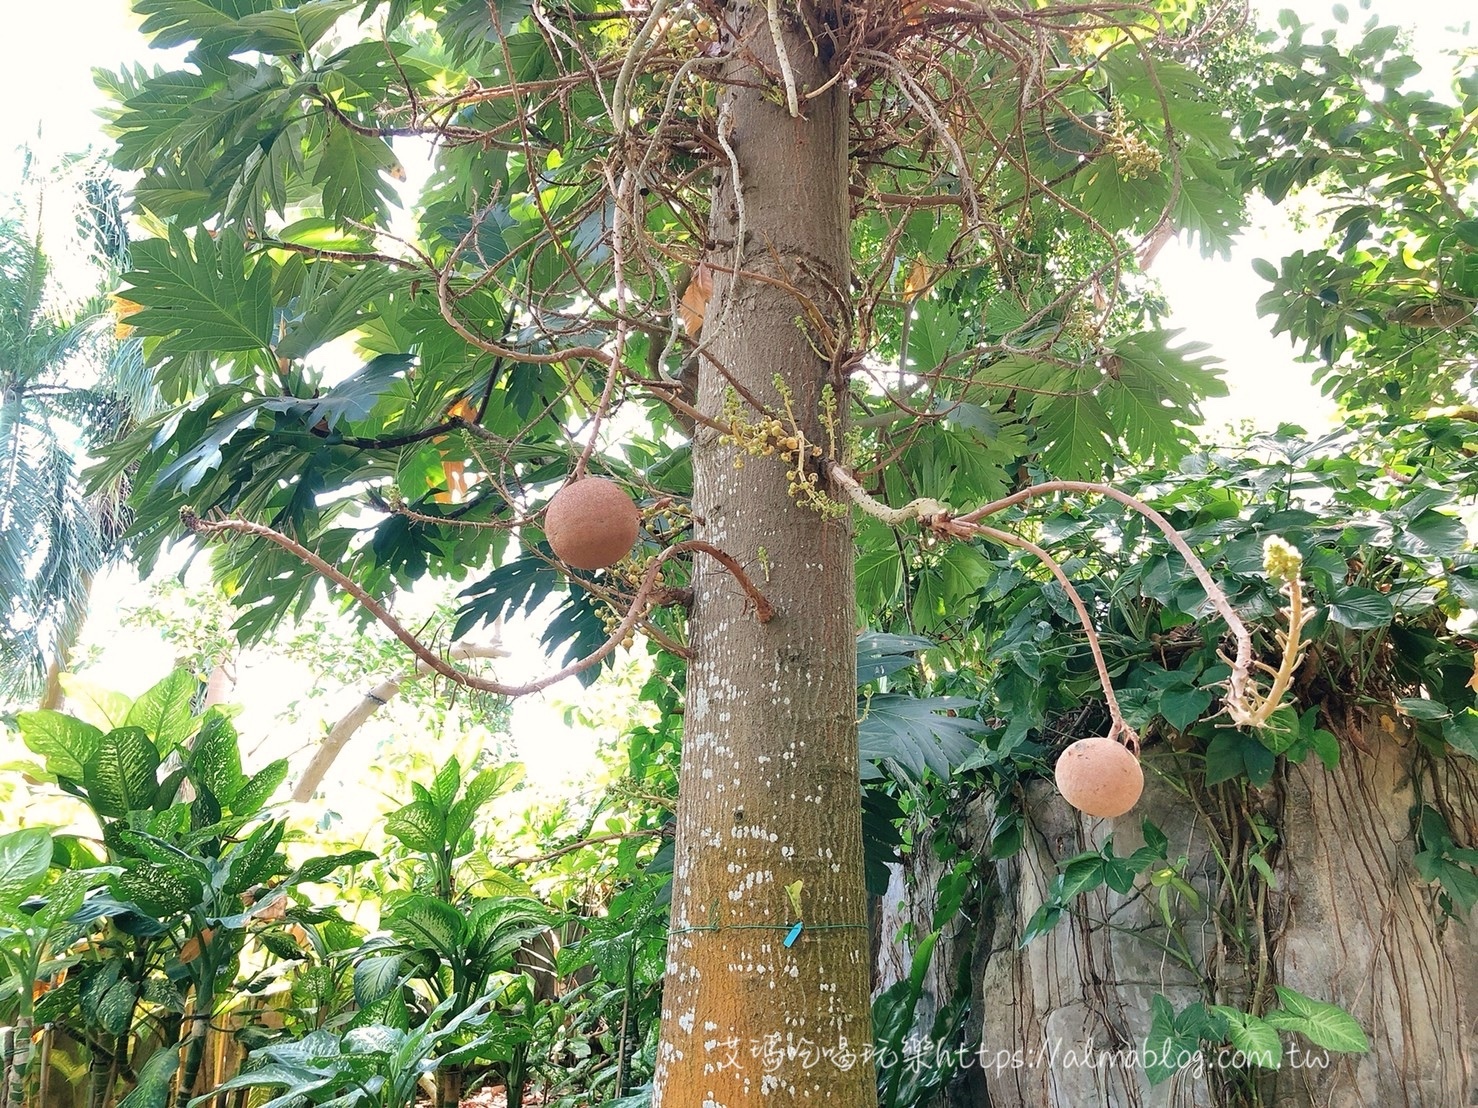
545,477,640,570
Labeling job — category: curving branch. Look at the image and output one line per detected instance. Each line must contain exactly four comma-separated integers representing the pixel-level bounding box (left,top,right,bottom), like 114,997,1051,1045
180,510,772,698
954,519,1139,752
292,638,511,803
827,462,1307,734
950,480,1254,712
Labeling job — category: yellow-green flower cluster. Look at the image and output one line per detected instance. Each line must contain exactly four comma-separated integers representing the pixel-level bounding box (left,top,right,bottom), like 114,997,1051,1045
1261,535,1303,585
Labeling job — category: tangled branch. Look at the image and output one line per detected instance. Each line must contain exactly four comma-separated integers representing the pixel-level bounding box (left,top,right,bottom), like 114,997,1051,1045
828,461,1308,740
180,510,772,699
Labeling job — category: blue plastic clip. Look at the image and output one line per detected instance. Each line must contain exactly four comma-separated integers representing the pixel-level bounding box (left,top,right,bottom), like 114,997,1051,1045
783,921,804,948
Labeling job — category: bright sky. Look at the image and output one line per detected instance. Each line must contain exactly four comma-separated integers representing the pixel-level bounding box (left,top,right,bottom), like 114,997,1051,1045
2,0,1473,801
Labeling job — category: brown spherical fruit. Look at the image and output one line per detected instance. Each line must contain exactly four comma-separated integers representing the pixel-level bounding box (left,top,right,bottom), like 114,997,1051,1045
545,477,640,570
1054,736,1144,819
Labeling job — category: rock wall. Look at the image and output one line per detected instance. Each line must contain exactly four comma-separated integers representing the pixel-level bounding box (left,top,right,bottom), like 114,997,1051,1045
874,722,1478,1107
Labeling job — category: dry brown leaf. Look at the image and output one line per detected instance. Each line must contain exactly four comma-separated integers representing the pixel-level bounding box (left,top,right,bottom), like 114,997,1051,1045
680,263,714,336
109,296,142,340
435,458,469,504
179,928,215,964
903,256,933,300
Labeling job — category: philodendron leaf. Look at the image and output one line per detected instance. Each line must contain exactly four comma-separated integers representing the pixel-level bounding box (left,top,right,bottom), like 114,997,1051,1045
83,728,162,818
1211,1006,1283,1069
1326,587,1394,630
1263,986,1369,1053
1144,994,1201,1085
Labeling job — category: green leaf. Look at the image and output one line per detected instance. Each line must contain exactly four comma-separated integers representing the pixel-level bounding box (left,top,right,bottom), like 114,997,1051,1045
1142,819,1169,856
290,850,377,885
1326,587,1394,630
133,0,275,49
1019,900,1062,945
124,669,199,752
226,820,287,895
313,125,401,223
1035,390,1116,480
57,675,132,730
1205,729,1275,787
282,353,414,430
1403,509,1467,558
232,759,289,814
1254,704,1302,755
1059,856,1105,899
1395,697,1450,721
1144,995,1199,1085
0,827,54,905
116,860,204,918
1159,686,1213,730
859,694,984,781
118,226,274,357
354,954,405,1007
1264,986,1370,1053
204,0,357,54
116,1044,180,1108
430,757,462,809
18,710,103,779
34,869,94,930
1443,711,1478,758
1309,726,1340,769
386,894,463,959
385,799,446,854
191,712,246,806
83,728,162,818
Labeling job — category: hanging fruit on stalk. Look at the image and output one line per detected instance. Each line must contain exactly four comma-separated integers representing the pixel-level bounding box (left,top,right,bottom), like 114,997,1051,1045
544,476,640,570
1054,735,1144,818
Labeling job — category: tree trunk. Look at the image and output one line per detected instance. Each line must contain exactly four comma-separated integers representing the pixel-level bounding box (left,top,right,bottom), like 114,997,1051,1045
876,716,1478,1108
38,569,97,712
652,4,876,1104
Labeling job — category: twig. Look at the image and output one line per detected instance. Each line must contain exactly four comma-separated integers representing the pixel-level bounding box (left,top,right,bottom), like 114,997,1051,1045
501,827,668,868
610,0,674,135
827,464,1307,732
951,480,1255,713
827,461,949,527
292,639,511,801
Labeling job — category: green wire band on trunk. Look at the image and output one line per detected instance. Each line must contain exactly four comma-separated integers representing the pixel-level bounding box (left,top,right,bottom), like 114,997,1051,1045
668,922,867,936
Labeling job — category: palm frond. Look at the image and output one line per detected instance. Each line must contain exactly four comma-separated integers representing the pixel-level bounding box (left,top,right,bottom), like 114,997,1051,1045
0,158,141,707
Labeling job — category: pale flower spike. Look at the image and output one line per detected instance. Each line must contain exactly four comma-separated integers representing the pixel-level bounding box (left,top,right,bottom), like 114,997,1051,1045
1261,535,1304,585
1223,537,1313,729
